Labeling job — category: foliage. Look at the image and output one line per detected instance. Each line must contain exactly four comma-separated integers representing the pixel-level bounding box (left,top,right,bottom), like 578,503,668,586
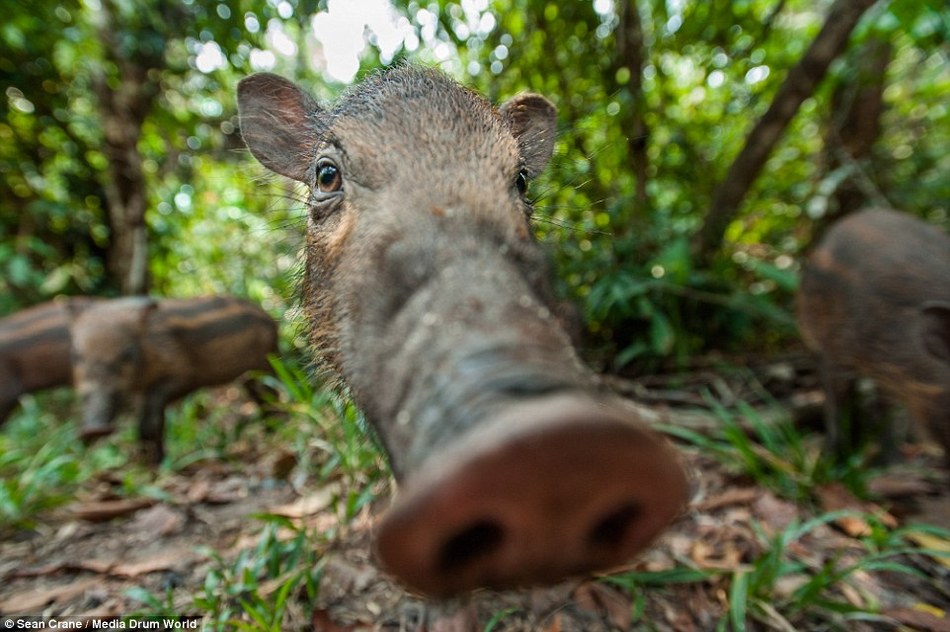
0,0,308,315
659,391,874,503
391,0,949,369
0,395,102,530
189,517,323,630
266,355,388,491
0,408,84,530
2,0,948,365
608,502,949,630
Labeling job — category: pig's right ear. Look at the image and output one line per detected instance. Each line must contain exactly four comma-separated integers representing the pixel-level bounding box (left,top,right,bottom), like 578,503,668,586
500,94,557,178
237,73,326,183
921,301,950,363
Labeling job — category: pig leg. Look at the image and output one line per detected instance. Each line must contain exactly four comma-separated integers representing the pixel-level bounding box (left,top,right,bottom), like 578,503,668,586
138,390,168,464
820,358,860,462
242,372,280,415
242,374,284,435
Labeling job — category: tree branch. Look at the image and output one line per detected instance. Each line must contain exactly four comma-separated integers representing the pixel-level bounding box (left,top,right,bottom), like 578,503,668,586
693,0,880,264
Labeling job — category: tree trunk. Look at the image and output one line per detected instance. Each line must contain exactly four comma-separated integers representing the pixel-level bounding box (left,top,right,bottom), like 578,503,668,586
615,0,649,220
94,0,164,295
692,0,880,264
825,36,891,219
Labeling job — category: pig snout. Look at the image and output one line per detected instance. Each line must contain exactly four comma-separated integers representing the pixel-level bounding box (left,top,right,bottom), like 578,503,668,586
363,258,689,595
76,387,120,443
376,393,688,596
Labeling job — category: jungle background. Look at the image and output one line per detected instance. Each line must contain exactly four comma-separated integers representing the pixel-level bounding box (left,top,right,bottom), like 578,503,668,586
1,0,949,630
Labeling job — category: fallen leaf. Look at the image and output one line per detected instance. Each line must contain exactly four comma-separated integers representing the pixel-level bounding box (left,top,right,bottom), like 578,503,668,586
690,538,745,570
541,613,561,632
70,498,156,522
0,577,101,614
186,479,212,503
752,491,800,532
256,570,301,597
867,473,936,498
695,487,759,512
318,556,379,598
816,482,897,536
202,476,249,504
128,503,184,537
905,529,950,570
528,584,575,618
427,603,478,632
573,581,631,632
270,484,340,518
76,601,123,619
110,549,193,577
312,608,360,632
10,559,114,578
882,607,950,632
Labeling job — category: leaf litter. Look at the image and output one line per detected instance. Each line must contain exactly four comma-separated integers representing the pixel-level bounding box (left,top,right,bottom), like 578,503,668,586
0,366,948,631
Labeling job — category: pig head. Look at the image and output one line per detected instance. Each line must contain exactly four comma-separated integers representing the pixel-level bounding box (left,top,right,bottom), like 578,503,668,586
67,296,278,462
238,67,688,596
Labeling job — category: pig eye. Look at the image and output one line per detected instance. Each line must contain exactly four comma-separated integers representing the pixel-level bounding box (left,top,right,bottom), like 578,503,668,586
515,169,528,197
316,162,342,193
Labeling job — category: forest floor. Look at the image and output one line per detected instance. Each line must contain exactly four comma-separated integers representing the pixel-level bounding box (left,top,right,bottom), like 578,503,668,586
0,357,949,631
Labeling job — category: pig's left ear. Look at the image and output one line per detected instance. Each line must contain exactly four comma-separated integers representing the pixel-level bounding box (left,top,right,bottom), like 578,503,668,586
500,94,557,178
237,73,326,183
921,301,950,363
59,296,92,323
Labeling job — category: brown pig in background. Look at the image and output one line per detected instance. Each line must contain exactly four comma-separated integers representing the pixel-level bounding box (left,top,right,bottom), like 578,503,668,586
797,208,950,467
67,295,278,463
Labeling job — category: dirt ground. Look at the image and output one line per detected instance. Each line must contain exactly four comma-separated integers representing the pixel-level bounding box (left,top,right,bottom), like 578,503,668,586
1,362,949,631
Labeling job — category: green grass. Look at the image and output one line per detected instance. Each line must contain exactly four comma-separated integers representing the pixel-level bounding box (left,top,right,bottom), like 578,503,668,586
609,511,948,631
188,517,324,630
122,515,325,631
0,394,95,530
3,362,948,630
0,353,385,627
616,388,950,631
123,356,386,630
657,391,872,502
264,355,388,493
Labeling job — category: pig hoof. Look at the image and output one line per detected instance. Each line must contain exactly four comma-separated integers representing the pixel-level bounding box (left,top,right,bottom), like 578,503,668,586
375,394,689,597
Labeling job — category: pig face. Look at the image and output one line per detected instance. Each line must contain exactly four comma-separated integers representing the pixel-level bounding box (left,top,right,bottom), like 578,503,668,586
237,68,558,376
68,298,152,437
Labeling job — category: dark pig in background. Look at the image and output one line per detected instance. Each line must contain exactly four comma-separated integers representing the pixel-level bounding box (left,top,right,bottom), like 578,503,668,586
237,66,688,596
0,299,90,425
67,295,279,463
797,208,950,467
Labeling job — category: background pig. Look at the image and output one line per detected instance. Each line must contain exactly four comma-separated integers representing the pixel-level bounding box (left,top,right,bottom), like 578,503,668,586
67,295,278,463
797,208,950,466
0,299,92,425
237,66,688,596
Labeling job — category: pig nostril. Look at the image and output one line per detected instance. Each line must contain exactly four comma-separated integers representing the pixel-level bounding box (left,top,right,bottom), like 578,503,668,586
588,502,643,550
437,520,505,573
